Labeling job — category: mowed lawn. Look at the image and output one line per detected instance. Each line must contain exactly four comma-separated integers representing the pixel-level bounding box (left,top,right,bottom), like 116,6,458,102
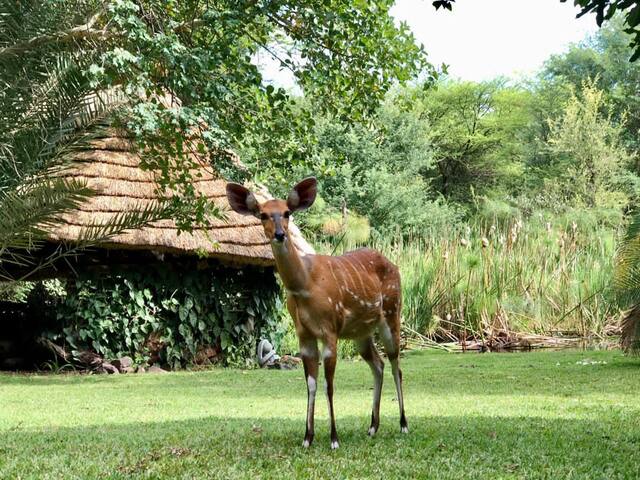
1,349,640,479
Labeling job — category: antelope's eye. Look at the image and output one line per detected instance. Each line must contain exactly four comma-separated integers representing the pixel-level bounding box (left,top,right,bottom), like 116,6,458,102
283,211,291,219
260,213,269,221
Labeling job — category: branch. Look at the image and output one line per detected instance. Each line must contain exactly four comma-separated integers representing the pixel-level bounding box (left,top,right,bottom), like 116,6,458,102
0,13,214,60
0,12,109,59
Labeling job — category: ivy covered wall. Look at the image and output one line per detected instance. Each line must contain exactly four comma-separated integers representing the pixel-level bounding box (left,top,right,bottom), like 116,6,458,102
53,263,283,368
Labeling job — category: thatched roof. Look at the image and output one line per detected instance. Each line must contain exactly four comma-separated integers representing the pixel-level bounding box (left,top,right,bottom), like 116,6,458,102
45,130,314,267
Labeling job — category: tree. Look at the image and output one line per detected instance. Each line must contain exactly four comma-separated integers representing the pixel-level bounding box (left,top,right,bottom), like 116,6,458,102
404,80,532,202
542,16,640,153
0,1,174,285
546,80,633,209
305,100,459,236
0,0,430,282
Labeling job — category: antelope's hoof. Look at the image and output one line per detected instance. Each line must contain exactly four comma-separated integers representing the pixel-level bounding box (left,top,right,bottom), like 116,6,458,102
401,425,409,434
302,435,313,448
368,426,377,437
330,440,340,450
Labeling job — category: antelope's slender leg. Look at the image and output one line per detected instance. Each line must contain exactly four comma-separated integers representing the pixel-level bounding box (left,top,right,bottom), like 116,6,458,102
300,337,319,447
380,321,408,433
358,336,384,436
322,340,340,449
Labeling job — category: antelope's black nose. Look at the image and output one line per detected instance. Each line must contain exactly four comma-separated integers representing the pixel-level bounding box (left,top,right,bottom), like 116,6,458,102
274,231,285,242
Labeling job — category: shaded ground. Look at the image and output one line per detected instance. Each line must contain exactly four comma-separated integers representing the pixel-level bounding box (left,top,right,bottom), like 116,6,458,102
1,349,639,479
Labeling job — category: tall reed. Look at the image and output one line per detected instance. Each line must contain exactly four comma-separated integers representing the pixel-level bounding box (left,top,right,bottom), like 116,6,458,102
316,218,618,340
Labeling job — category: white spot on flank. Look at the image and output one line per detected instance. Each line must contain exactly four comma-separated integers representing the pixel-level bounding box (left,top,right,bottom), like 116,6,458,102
327,297,333,304
331,440,340,450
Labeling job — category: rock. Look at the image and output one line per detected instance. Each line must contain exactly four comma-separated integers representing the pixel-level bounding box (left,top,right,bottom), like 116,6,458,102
76,350,103,369
281,354,302,364
119,356,133,368
147,365,168,374
112,356,133,372
121,366,135,374
268,355,302,370
136,366,146,374
102,363,120,374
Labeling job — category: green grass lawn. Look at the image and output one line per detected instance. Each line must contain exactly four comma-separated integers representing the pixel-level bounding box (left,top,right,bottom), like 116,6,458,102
1,349,640,479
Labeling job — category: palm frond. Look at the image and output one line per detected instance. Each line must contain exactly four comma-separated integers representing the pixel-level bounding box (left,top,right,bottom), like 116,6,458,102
614,211,640,352
0,178,94,253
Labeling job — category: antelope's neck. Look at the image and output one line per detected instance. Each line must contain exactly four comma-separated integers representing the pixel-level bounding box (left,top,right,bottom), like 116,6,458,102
270,234,309,294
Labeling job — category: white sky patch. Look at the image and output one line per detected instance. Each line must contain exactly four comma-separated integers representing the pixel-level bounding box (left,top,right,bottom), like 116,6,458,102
259,0,599,88
391,0,598,81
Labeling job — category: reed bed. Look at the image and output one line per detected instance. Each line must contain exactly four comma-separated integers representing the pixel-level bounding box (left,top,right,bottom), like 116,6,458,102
316,218,620,344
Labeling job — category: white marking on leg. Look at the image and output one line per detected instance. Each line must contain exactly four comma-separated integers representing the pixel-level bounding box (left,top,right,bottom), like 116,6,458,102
302,439,310,448
379,322,394,351
368,426,377,437
307,376,317,431
331,440,340,450
300,346,315,358
322,345,334,361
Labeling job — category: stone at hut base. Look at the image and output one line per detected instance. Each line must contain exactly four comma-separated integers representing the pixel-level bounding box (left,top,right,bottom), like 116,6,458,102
273,354,302,370
111,356,133,372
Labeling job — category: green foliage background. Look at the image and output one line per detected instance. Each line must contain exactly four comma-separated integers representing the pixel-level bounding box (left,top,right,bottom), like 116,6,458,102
5,3,640,363
53,265,283,367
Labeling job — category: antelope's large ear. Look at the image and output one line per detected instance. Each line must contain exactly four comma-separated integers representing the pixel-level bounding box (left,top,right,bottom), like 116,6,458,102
226,183,260,216
287,177,317,212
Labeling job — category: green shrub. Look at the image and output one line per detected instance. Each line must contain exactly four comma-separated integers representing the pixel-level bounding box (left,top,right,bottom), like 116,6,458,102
54,264,283,368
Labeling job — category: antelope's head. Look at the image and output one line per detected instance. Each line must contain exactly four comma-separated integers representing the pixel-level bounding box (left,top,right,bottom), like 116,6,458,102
226,177,317,244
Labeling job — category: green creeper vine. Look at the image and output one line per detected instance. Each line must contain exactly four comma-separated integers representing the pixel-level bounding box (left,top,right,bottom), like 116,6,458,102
54,264,283,368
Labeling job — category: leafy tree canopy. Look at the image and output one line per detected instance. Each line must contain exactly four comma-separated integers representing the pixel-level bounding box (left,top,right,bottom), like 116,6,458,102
0,0,432,281
1,0,432,217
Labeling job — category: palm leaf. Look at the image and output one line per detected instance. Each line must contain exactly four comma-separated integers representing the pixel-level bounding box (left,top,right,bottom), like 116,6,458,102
614,211,640,352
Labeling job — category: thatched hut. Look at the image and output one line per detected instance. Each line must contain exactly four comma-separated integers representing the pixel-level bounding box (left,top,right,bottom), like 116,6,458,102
44,130,313,270
0,126,314,369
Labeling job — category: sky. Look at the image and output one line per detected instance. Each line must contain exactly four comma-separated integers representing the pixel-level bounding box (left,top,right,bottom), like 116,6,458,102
391,0,598,81
259,0,599,87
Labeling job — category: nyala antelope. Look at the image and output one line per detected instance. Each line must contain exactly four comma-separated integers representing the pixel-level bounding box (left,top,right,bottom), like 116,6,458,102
226,178,407,449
